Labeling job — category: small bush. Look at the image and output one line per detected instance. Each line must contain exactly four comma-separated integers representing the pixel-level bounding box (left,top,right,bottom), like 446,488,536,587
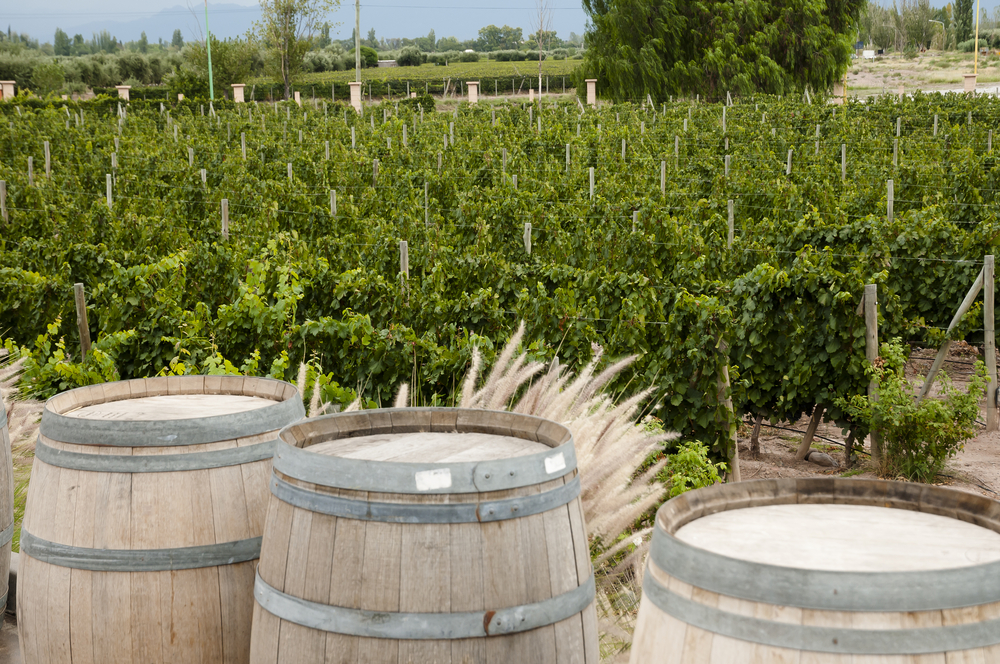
459,51,479,62
33,60,65,96
836,339,986,482
959,39,977,52
349,46,378,68
661,441,726,498
396,46,424,67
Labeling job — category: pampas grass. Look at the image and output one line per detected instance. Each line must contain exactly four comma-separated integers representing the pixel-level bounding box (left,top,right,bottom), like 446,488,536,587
1,354,45,553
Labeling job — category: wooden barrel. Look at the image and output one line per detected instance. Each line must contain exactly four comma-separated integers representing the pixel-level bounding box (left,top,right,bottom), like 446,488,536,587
250,408,598,664
0,400,13,629
17,375,305,664
630,478,1000,663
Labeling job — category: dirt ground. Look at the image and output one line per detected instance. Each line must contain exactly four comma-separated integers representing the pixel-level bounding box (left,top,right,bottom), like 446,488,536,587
737,341,1000,501
846,49,1000,97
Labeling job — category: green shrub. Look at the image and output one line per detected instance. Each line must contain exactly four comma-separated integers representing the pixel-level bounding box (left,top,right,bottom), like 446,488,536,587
397,46,424,67
836,339,986,482
662,441,726,498
459,51,479,62
349,46,378,68
959,39,977,52
32,60,65,96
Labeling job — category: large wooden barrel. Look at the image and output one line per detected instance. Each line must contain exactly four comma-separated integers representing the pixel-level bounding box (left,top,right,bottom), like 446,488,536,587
250,407,598,664
17,375,305,664
0,400,13,628
630,478,1000,663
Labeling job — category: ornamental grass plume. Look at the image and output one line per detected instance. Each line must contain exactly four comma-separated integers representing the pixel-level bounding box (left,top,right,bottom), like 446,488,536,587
1,355,44,453
418,324,677,580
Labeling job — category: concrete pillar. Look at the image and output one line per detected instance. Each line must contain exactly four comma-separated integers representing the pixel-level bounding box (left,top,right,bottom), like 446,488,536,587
965,74,978,93
0,81,13,100
529,88,535,103
832,82,845,105
349,81,363,113
467,81,479,104
232,84,245,103
586,79,597,107
410,92,417,98
178,93,185,101
294,90,301,106
115,85,131,101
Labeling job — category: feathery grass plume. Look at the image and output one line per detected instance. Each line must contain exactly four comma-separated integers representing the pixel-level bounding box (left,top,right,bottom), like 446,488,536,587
457,324,678,585
295,362,308,397
459,346,482,408
0,354,45,553
394,383,410,409
308,372,323,418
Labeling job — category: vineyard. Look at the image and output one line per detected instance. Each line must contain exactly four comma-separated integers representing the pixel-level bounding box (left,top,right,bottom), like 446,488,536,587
1,91,999,467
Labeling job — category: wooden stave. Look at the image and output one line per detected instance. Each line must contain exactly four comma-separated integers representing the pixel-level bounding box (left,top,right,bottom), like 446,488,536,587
17,376,305,664
0,402,13,629
250,407,599,664
629,478,1000,663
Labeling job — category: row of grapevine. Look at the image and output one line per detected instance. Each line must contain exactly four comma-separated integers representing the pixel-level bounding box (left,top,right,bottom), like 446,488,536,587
1,91,999,462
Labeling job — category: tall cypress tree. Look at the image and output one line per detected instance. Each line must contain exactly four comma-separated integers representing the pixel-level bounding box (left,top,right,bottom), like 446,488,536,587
577,0,864,101
955,0,973,43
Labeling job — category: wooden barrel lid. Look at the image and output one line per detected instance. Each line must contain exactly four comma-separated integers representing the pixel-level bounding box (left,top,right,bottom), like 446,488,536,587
66,393,273,421
676,503,1000,572
308,431,551,463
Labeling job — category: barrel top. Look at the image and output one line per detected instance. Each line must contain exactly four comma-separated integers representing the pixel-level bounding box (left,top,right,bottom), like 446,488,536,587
66,394,273,421
308,431,551,463
675,503,1000,572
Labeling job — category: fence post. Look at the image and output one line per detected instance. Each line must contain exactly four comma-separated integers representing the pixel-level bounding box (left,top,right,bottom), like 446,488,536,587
74,283,92,357
660,161,666,196
106,174,112,210
0,181,6,222
44,140,51,178
399,240,409,280
727,200,734,247
841,144,846,182
986,255,998,430
221,199,229,240
331,190,337,216
589,167,594,200
524,223,531,254
325,140,330,160
373,159,379,185
786,149,792,175
887,179,894,224
27,157,33,186
241,132,246,160
864,284,881,462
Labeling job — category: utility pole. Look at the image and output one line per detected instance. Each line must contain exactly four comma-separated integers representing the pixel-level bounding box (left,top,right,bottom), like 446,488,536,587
355,0,361,83
205,0,214,100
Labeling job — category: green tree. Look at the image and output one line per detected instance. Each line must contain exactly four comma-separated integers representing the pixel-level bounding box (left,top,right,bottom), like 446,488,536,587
477,24,522,51
172,29,184,49
365,27,377,49
185,36,254,95
138,31,149,53
955,0,973,43
252,0,339,100
32,59,65,95
71,34,86,55
53,28,71,56
578,0,864,101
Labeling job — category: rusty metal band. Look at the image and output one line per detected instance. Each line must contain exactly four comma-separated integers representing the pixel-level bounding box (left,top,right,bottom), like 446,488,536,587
35,438,276,473
650,524,1000,612
41,382,304,447
270,473,581,523
254,568,595,639
20,529,261,572
273,437,576,495
642,571,1000,654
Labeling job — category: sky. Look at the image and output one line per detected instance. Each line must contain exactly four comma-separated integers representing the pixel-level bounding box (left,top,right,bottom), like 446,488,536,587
5,0,590,45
